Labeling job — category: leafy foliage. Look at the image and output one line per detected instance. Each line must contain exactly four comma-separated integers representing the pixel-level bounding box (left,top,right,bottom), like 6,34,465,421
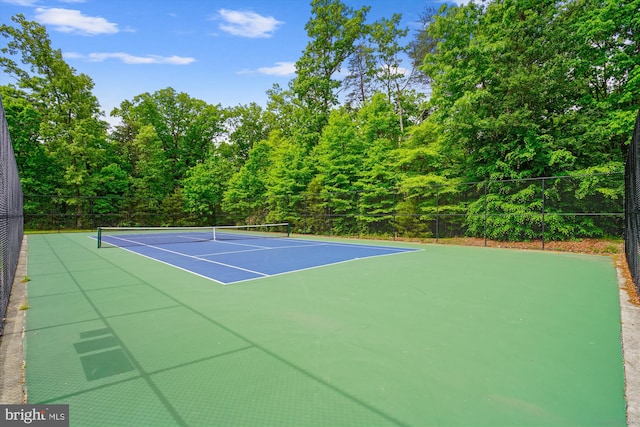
2,0,635,240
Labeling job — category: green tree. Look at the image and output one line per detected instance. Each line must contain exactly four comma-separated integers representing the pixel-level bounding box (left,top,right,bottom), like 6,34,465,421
291,0,369,146
264,132,315,225
129,125,171,204
423,1,587,180
111,88,224,184
306,95,402,235
1,15,108,227
354,94,401,235
219,103,272,168
343,43,376,109
306,107,361,233
408,6,440,87
395,118,463,238
183,154,235,224
222,138,274,224
567,0,640,165
0,85,52,196
93,163,130,217
367,14,411,138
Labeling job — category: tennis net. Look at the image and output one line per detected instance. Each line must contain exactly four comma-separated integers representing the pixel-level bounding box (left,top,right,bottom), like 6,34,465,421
97,223,290,248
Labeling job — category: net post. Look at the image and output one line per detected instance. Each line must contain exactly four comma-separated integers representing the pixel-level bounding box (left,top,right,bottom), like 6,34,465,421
97,227,101,249
287,222,291,237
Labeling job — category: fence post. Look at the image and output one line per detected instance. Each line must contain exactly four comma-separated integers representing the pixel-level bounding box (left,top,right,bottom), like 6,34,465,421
392,188,397,241
303,193,307,235
435,186,440,243
483,181,488,247
541,178,546,250
356,190,361,239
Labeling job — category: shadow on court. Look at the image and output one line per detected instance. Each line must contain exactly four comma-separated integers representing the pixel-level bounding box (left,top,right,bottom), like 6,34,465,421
23,232,626,426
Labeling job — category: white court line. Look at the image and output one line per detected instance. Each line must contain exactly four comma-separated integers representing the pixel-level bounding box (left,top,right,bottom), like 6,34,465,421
126,242,269,277
101,234,421,285
225,248,424,285
261,236,418,252
213,236,415,253
210,240,272,250
298,240,417,252
205,234,413,253
196,247,271,257
196,243,329,257
105,234,208,246
115,246,227,285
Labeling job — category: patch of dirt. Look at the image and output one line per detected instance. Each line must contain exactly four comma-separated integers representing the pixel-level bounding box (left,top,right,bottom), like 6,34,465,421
434,237,623,255
614,253,640,307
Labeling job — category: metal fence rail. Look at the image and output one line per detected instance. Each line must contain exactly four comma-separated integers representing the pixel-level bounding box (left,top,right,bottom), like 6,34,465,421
24,172,625,252
293,173,624,247
0,95,24,335
625,108,640,296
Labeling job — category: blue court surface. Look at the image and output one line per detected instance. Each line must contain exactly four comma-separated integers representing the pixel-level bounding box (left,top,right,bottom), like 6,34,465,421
99,234,420,284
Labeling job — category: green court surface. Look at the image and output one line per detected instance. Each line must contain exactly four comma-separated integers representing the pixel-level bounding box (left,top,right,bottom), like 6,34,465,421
24,233,626,426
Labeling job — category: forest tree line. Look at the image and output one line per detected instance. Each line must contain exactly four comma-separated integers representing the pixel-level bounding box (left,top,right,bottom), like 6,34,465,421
1,0,638,239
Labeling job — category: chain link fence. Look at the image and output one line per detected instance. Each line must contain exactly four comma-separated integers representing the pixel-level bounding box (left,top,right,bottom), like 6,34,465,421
0,95,24,335
292,174,623,247
24,173,624,251
625,108,640,296
23,194,210,230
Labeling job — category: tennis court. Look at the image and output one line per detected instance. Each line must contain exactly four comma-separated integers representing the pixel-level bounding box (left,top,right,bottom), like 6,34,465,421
24,232,626,426
96,225,420,284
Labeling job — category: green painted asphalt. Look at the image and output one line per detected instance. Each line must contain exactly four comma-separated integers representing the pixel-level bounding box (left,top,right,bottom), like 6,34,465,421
24,233,626,426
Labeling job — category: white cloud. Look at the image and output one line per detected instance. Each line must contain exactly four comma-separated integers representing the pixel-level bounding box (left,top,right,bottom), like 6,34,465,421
64,52,196,65
0,0,39,6
216,9,283,38
237,61,296,76
34,7,118,36
380,65,408,76
257,62,296,76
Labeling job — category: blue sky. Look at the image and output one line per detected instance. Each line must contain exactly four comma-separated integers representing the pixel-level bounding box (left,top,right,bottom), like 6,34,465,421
0,0,458,125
